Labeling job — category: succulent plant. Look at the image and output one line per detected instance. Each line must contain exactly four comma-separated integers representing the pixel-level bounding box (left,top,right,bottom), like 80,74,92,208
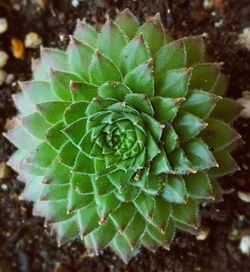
5,9,241,263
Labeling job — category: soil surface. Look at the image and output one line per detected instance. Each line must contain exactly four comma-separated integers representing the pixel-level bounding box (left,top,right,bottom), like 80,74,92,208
0,0,250,271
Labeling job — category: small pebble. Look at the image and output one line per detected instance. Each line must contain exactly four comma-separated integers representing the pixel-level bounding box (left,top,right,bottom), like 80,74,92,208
0,69,7,86
11,38,25,60
238,27,250,51
0,162,9,179
25,32,42,48
196,228,210,240
239,235,250,255
236,91,250,118
5,73,15,85
0,18,8,34
0,50,8,68
238,191,250,203
203,0,213,9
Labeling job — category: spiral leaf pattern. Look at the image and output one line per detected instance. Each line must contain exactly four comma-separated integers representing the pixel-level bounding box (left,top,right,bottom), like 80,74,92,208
5,9,241,263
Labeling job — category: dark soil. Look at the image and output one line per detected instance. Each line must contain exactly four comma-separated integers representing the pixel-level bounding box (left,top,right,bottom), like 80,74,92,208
0,0,250,271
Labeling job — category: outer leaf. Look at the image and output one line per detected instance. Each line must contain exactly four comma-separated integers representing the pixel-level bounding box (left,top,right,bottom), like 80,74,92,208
201,118,241,150
163,176,186,203
70,81,98,102
138,13,165,55
124,60,154,97
73,19,97,47
182,90,221,119
156,68,191,98
89,50,122,85
68,37,93,81
115,8,139,39
41,47,68,72
97,20,127,63
183,36,205,66
120,33,150,74
185,172,214,200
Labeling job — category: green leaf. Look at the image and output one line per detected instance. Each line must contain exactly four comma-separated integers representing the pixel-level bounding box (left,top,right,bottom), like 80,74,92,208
73,151,95,174
151,148,172,175
182,90,220,118
20,81,57,104
98,81,131,100
145,132,160,162
41,47,68,72
97,20,127,63
12,93,35,115
49,70,81,101
124,60,154,97
156,68,191,98
45,122,67,150
73,19,97,47
137,13,165,55
143,221,175,250
40,183,69,201
51,217,79,245
211,73,229,96
89,50,122,85
25,141,56,168
168,148,195,174
85,98,114,116
185,172,214,200
162,126,179,153
67,37,93,81
58,141,78,167
63,118,87,145
172,199,199,230
163,175,187,203
133,192,155,222
67,188,93,212
183,138,217,170
174,111,207,141
108,170,133,190
120,33,150,74
123,213,146,249
4,127,41,152
110,202,135,232
77,201,99,236
95,193,119,219
32,58,48,81
189,63,222,92
22,112,50,139
154,40,186,79
125,93,154,116
44,159,71,185
211,97,241,123
115,184,140,202
71,173,93,194
63,101,88,125
69,81,98,102
200,118,241,150
84,219,116,254
142,113,162,142
183,36,205,66
115,8,139,39
208,150,239,177
151,96,183,123
110,233,138,264
151,196,172,232
36,101,70,124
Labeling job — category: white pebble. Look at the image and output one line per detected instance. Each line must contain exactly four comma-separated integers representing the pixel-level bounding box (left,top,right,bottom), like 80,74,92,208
238,27,250,51
0,69,7,86
238,191,250,203
5,73,14,85
0,50,8,68
0,18,8,34
236,91,250,119
239,236,250,255
196,228,210,240
24,32,42,48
